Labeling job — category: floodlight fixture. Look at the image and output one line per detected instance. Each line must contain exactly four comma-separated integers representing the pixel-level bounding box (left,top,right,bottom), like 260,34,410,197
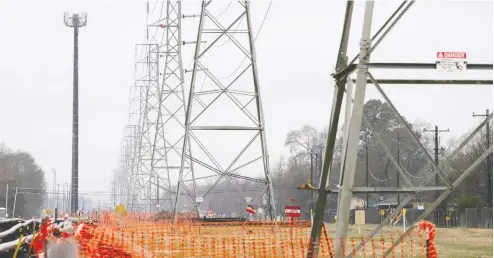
64,12,88,27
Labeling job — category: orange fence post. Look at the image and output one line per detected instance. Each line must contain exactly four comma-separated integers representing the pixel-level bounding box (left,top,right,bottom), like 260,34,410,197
340,237,346,257
360,236,366,258
350,237,356,258
371,237,376,258
390,235,395,258
380,235,385,258
399,233,404,258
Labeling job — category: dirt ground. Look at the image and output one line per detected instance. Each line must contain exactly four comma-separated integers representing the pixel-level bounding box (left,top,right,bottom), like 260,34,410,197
324,223,493,258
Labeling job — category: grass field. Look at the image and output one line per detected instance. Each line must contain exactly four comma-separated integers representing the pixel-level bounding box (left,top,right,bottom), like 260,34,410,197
324,223,493,258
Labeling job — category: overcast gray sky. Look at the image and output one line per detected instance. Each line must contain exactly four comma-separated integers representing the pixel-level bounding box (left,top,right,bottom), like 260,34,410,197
0,0,492,207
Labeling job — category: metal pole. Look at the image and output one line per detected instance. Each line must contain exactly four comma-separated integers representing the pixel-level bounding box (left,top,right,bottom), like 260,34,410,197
52,169,56,209
65,12,87,214
333,2,374,257
69,186,72,215
172,0,206,224
57,184,60,212
71,23,80,214
306,1,355,257
244,0,276,220
63,184,65,213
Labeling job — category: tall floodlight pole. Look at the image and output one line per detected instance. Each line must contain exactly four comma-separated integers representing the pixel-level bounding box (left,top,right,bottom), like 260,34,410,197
64,12,87,214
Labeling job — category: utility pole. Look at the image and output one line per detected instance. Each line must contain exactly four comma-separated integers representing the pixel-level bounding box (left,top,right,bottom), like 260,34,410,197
310,150,314,202
57,184,60,211
473,109,492,207
62,184,65,213
64,12,87,214
424,125,449,226
51,169,56,209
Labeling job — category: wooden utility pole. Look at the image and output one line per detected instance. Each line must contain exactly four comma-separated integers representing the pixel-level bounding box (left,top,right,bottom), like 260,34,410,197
424,125,449,226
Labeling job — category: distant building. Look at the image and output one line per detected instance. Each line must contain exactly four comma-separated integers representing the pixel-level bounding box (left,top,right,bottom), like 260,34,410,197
350,197,366,209
376,196,414,209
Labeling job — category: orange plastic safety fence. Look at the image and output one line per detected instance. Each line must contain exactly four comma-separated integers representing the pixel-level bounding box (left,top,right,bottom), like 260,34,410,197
417,220,437,258
74,216,433,258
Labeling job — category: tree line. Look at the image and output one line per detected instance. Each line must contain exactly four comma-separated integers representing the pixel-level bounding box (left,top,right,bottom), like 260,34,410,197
0,144,46,218
194,99,492,217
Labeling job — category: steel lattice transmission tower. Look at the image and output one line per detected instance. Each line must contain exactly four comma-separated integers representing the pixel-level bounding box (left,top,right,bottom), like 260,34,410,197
306,1,493,257
121,0,195,213
64,12,87,214
173,0,276,221
133,43,161,213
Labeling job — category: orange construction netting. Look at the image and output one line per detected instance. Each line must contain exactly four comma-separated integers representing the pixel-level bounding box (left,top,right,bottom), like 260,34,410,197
72,213,436,258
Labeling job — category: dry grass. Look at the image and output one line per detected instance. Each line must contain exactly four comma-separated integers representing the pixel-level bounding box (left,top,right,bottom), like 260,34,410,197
324,223,493,258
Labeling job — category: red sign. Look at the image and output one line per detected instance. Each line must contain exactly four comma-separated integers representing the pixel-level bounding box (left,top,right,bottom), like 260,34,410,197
437,52,467,59
284,205,301,218
246,205,256,215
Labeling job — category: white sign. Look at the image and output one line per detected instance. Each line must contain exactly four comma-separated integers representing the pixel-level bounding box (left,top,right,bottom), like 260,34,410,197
436,52,467,72
196,196,203,203
244,197,252,204
284,208,301,214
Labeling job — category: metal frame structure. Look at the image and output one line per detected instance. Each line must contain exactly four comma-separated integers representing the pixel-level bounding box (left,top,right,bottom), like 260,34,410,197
116,0,195,214
133,43,162,213
173,0,276,222
307,1,493,257
156,0,198,214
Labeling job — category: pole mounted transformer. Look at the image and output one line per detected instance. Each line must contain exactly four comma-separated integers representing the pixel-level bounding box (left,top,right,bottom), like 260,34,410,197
64,12,87,214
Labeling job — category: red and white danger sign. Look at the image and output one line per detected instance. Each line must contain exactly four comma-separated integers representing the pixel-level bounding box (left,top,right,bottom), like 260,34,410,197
284,205,301,218
436,51,467,72
437,52,467,59
246,205,256,215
